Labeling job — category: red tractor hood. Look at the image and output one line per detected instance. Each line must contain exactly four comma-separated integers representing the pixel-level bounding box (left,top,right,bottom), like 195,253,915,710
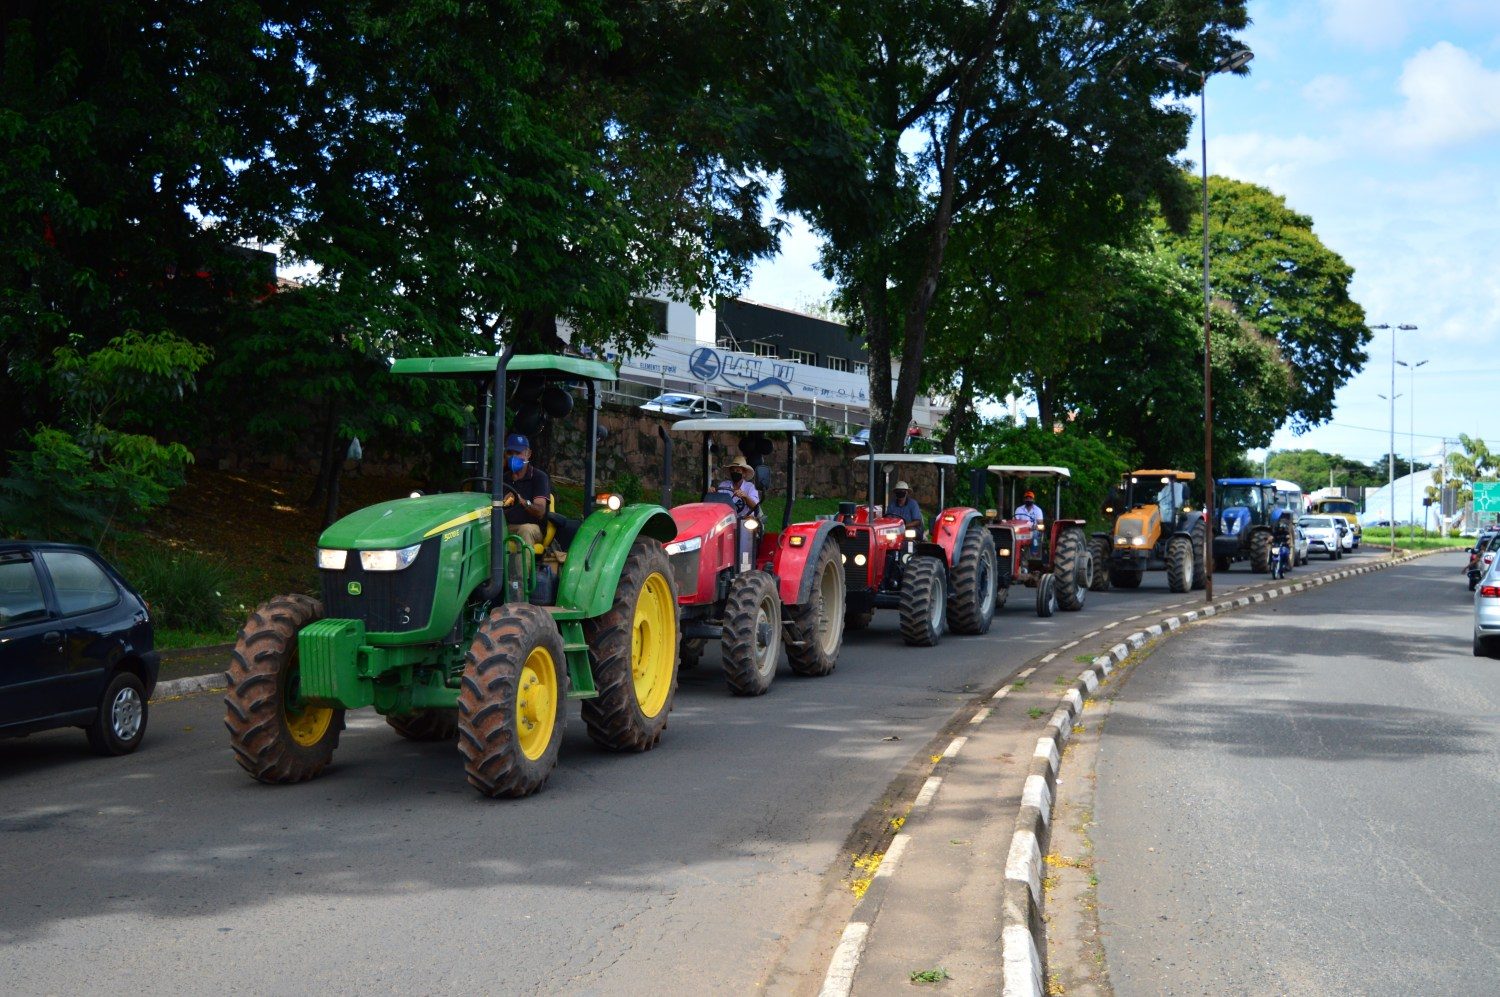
669,501,737,543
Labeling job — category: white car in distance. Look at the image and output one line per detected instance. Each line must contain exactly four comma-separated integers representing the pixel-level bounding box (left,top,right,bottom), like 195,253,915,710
1299,516,1345,560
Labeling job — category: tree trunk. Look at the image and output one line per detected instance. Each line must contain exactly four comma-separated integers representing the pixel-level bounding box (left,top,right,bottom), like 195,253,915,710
305,398,338,508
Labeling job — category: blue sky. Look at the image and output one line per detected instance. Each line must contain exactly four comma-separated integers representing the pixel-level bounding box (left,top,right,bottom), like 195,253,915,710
743,1,1500,470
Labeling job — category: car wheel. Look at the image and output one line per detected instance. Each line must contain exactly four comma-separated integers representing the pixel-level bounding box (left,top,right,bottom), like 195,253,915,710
86,671,148,756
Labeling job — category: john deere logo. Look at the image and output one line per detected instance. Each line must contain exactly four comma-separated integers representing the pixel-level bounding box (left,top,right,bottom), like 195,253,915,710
347,581,362,596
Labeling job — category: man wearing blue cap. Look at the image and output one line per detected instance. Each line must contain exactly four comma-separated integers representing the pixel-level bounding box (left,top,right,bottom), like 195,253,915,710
502,433,551,546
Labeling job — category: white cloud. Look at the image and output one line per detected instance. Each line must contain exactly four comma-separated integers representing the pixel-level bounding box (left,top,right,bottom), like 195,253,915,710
1390,42,1500,149
1318,0,1410,50
1301,74,1356,109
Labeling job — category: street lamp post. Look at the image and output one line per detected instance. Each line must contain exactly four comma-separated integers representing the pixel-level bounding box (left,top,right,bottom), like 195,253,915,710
1397,358,1428,540
1370,322,1418,557
1157,48,1253,603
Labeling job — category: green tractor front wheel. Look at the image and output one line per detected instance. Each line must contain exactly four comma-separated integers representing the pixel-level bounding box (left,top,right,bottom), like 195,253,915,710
457,603,568,798
224,595,345,783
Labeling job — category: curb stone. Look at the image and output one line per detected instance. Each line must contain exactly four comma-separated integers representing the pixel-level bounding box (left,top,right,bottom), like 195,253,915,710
998,550,1434,997
152,671,227,700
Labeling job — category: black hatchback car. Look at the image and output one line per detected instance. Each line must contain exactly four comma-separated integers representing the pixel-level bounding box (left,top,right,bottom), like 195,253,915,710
0,541,159,754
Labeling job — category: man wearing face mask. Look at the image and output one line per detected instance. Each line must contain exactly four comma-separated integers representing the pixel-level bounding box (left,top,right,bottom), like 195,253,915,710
886,480,924,539
501,433,551,547
716,459,761,519
1015,489,1045,555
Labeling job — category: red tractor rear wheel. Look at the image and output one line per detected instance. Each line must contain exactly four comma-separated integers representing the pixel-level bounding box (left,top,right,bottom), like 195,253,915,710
721,571,782,696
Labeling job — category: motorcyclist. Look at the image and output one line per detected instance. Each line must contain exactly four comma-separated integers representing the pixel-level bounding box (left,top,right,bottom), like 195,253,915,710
1271,517,1293,578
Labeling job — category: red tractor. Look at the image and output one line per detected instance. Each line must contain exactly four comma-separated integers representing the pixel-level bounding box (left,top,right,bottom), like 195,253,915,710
660,419,846,695
974,465,1092,617
837,453,998,647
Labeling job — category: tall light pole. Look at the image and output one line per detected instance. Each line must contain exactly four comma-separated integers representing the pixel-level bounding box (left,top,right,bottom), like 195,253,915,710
1370,322,1418,556
1397,358,1428,539
1157,48,1253,602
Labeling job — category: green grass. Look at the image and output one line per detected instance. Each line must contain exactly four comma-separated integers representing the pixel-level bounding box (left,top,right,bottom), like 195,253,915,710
1027,707,1046,719
1357,527,1468,551
156,626,236,650
910,968,951,984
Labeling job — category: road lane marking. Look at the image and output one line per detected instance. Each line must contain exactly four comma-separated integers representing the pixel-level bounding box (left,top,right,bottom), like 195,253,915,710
1040,652,1057,663
1124,614,1142,621
1018,667,1036,678
914,776,942,807
943,736,968,758
992,687,1011,700
1061,640,1079,649
1081,630,1100,639
818,923,870,997
875,833,911,878
1102,621,1119,629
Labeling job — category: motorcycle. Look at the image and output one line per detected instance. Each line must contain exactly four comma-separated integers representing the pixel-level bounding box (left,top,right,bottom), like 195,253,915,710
1270,534,1292,580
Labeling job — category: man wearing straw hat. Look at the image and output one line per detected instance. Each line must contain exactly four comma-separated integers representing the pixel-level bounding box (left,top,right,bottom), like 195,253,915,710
716,458,761,520
886,480,924,539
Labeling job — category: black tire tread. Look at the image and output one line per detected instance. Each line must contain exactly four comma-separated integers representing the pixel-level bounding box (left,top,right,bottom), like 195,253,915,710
898,556,945,647
949,527,997,635
1053,527,1088,612
786,540,844,676
223,595,344,784
721,571,781,696
456,603,567,797
580,539,678,751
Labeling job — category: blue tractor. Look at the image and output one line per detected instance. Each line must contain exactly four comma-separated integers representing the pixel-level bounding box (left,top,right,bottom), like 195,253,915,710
1212,477,1295,573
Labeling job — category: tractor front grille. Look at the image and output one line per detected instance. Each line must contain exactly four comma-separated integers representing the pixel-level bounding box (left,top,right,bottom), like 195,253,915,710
320,538,440,633
840,530,872,590
670,549,701,601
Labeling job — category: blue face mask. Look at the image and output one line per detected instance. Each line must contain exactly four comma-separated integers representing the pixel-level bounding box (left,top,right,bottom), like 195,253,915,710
507,455,526,475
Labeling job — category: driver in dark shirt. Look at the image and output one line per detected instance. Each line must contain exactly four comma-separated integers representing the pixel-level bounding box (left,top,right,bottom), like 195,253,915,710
502,433,551,547
886,480,924,539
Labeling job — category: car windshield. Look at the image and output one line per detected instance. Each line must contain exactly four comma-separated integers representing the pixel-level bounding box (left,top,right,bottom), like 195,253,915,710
1319,499,1358,514
652,394,697,406
1301,517,1332,528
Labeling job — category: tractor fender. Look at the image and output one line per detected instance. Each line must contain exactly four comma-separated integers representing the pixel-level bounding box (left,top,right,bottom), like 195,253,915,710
928,507,982,567
770,520,846,606
913,540,948,563
558,503,678,618
1171,510,1208,539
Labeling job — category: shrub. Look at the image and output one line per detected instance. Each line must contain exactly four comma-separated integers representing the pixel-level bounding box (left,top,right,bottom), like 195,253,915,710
122,550,234,632
612,470,645,505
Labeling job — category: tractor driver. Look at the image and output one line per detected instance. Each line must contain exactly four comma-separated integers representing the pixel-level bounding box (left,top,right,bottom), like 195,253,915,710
1015,489,1045,555
501,433,552,547
886,480,924,539
716,459,761,520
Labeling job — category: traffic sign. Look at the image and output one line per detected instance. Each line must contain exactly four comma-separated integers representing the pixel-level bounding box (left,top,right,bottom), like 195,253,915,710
1474,481,1500,515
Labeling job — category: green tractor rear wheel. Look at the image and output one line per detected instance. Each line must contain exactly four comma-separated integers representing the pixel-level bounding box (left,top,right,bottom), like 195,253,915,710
581,538,679,751
224,595,344,784
457,603,567,798
386,710,459,741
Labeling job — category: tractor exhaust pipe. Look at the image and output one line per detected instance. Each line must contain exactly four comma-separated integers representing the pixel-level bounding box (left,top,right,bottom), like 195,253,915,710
490,344,516,600
658,425,672,507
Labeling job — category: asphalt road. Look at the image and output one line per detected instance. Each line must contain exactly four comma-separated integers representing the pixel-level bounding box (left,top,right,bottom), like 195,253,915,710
0,553,1368,994
1095,551,1500,996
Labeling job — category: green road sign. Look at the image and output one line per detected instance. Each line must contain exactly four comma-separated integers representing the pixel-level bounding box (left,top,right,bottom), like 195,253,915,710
1474,481,1500,515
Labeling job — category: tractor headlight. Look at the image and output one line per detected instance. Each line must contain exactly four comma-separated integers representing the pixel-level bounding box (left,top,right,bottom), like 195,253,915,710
316,548,348,570
595,492,624,512
360,543,422,571
854,553,867,566
999,548,1011,557
1226,519,1242,535
744,518,760,532
905,528,917,539
664,537,703,556
1131,536,1147,547
1115,537,1129,546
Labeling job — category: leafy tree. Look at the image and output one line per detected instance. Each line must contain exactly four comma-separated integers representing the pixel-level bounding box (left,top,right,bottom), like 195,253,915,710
1155,175,1369,431
767,0,1249,451
959,420,1133,526
0,332,210,542
0,2,278,468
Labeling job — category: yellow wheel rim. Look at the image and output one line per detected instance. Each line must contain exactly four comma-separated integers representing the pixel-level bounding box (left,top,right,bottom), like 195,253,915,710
516,645,559,761
284,664,334,749
631,571,676,719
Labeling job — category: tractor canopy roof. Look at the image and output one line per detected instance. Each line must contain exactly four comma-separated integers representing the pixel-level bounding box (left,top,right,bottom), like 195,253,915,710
390,353,616,382
988,464,1071,480
670,418,807,434
1217,477,1277,487
1130,469,1196,481
863,452,958,466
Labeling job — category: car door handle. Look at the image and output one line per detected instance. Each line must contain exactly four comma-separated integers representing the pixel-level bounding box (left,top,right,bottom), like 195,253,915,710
42,631,62,646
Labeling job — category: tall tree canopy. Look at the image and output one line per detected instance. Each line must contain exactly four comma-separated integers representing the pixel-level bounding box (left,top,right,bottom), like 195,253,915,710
768,0,1250,451
1155,175,1369,431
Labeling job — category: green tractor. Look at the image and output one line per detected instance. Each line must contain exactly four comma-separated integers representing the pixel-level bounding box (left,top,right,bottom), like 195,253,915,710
224,349,681,798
